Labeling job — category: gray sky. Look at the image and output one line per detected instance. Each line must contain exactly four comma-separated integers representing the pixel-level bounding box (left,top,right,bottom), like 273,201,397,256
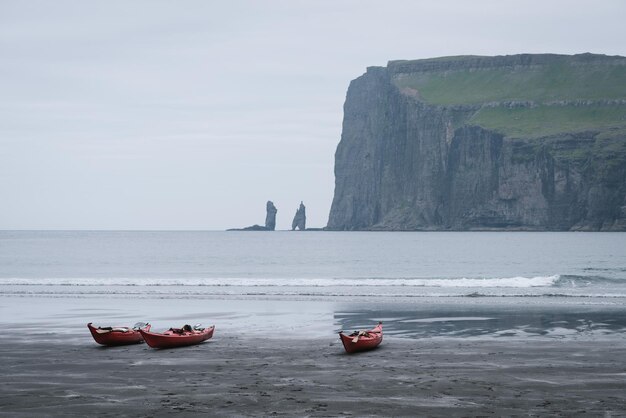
1,0,625,230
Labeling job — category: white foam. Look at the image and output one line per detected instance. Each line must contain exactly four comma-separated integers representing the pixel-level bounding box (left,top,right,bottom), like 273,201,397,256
401,317,495,323
0,275,561,288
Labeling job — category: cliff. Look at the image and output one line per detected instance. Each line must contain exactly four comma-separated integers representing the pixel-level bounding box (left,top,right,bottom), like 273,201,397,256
327,53,626,231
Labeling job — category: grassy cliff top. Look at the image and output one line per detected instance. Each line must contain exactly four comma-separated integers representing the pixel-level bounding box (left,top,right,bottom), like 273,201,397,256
470,104,626,138
389,53,626,137
391,53,626,105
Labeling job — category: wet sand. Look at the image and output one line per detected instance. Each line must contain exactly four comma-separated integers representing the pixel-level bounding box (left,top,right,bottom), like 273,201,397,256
1,335,625,416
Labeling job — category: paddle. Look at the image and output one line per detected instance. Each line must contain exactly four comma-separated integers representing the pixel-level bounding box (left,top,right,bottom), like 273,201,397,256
351,330,369,343
111,327,131,333
95,326,129,334
349,322,381,342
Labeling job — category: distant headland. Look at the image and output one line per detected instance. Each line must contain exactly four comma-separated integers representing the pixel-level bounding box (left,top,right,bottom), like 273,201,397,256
327,53,626,231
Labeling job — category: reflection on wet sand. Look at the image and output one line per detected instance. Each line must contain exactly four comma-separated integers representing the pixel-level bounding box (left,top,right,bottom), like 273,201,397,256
334,305,626,339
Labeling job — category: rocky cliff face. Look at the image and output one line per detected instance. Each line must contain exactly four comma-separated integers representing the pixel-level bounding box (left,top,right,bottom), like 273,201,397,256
327,54,626,231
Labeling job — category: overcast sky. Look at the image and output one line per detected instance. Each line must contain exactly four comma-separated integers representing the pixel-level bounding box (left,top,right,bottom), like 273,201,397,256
1,1,625,230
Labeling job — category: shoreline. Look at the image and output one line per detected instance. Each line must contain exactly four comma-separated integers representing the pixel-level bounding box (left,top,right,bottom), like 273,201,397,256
3,293,626,344
1,335,625,416
2,290,626,415
3,293,626,341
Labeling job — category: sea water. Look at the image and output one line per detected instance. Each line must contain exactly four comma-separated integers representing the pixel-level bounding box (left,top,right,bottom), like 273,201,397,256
1,231,625,339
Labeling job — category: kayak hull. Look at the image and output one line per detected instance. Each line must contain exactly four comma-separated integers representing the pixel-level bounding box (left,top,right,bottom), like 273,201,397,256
140,326,215,349
87,323,151,346
339,323,383,354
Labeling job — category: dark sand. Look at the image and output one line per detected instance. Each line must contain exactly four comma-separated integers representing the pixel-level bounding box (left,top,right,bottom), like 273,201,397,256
1,335,625,417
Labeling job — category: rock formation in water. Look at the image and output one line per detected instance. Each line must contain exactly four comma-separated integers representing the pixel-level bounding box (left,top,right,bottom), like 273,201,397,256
228,200,277,231
237,224,267,231
265,201,277,230
327,53,626,231
291,201,306,230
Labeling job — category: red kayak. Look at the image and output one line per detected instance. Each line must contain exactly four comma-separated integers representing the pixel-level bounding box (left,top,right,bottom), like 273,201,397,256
140,324,214,349
87,322,151,346
339,322,383,354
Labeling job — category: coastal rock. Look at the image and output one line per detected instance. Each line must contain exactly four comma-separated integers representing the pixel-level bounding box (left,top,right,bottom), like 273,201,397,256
291,202,306,230
228,200,277,231
265,201,277,231
239,224,268,231
327,53,626,231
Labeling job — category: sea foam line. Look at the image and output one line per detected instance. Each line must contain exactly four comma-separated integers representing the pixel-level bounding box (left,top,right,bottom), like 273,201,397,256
0,275,561,288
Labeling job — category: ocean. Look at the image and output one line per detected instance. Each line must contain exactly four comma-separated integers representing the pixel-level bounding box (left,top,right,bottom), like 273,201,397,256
1,230,626,340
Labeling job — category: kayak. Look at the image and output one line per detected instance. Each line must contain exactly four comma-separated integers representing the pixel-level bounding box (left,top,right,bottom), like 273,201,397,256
140,324,214,349
339,322,383,354
87,322,150,346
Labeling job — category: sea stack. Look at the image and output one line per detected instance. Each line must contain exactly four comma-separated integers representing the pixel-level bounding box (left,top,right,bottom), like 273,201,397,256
291,201,306,230
265,201,277,231
227,200,278,231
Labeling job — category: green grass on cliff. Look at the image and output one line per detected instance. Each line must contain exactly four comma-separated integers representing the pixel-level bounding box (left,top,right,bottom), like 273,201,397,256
392,63,626,105
391,55,626,138
470,104,626,138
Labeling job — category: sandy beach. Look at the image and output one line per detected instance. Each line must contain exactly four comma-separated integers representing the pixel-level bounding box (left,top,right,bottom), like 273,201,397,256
2,231,626,416
2,333,625,417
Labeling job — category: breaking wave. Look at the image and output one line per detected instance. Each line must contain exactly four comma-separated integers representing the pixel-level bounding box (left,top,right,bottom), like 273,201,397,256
0,274,620,288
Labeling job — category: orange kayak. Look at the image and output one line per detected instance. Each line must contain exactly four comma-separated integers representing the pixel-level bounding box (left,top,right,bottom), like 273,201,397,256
339,322,383,354
87,322,150,346
140,325,214,349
